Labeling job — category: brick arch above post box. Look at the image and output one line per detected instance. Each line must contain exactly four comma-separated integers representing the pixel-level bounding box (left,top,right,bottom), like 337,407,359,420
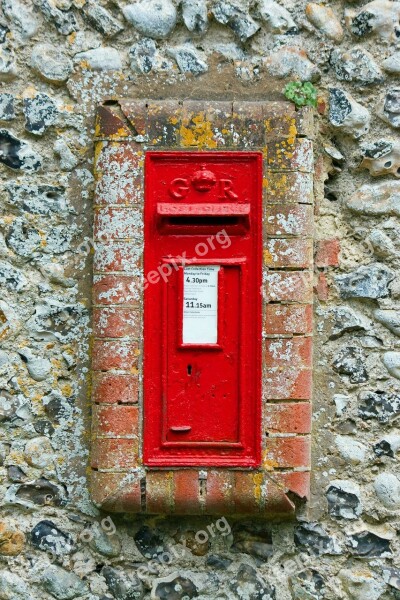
90,100,315,517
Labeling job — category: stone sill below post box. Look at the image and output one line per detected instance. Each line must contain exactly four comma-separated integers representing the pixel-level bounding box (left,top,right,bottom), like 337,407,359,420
90,99,315,517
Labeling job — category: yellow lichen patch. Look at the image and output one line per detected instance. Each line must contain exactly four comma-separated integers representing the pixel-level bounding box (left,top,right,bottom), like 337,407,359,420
253,472,263,500
263,249,273,264
180,113,217,149
67,31,77,44
169,116,178,125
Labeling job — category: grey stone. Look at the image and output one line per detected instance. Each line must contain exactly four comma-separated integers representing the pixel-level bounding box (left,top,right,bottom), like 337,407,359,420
1,0,40,39
129,38,158,74
0,261,27,291
43,390,73,422
232,523,273,561
330,48,384,86
167,45,208,75
32,0,78,35
152,574,198,599
102,566,145,600
0,442,7,465
374,433,400,457
374,309,400,335
306,3,343,42
339,569,385,600
374,473,400,508
329,88,370,138
82,1,123,37
18,349,51,382
0,391,29,423
332,346,368,384
41,565,88,599
382,351,400,379
0,44,17,80
379,87,400,128
384,567,400,592
12,477,65,507
33,419,55,436
358,390,400,422
89,528,121,558
54,139,79,170
325,306,369,339
335,263,394,299
0,571,33,600
123,0,177,39
326,480,362,519
134,526,168,559
31,520,74,555
347,530,391,557
0,22,8,43
74,46,122,70
265,46,320,82
0,93,14,120
31,43,73,83
182,0,208,34
23,93,58,136
369,229,397,259
256,0,297,34
0,130,42,171
28,301,85,343
228,564,275,600
294,522,341,555
382,51,400,74
289,569,326,600
333,394,350,416
6,183,69,216
212,0,260,43
347,182,400,216
205,554,233,569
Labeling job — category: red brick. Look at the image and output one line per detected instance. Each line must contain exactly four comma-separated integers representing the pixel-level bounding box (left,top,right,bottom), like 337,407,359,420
92,372,138,404
94,143,143,206
264,436,311,469
265,337,312,368
92,405,139,437
231,101,265,147
91,471,142,512
233,472,263,514
92,340,140,371
91,438,139,470
94,207,142,241
264,103,296,141
265,204,313,237
93,274,141,306
315,239,340,268
205,471,234,515
264,239,313,269
266,138,313,173
180,100,232,149
145,100,181,146
264,304,313,335
118,99,147,137
172,471,201,514
315,272,329,301
276,471,310,500
263,368,312,400
145,471,174,514
264,172,313,204
93,307,141,338
264,271,313,303
93,241,142,273
264,402,311,434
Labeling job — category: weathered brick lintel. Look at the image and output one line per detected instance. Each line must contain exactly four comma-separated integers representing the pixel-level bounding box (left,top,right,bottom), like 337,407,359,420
91,100,314,517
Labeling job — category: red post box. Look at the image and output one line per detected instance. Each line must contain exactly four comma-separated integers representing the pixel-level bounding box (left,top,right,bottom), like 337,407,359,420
144,152,262,467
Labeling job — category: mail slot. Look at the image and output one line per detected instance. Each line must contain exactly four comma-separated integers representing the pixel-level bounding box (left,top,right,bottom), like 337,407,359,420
143,152,262,467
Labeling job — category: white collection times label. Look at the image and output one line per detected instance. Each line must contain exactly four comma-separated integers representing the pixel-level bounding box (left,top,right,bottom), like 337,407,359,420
182,265,220,344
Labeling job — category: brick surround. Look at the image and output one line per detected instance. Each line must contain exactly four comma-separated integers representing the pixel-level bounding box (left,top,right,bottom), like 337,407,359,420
91,100,314,516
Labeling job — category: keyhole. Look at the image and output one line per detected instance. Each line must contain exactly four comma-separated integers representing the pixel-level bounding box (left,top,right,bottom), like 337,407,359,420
187,364,192,376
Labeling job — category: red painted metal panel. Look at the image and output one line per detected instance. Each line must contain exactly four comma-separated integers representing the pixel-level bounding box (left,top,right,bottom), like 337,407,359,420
143,152,262,467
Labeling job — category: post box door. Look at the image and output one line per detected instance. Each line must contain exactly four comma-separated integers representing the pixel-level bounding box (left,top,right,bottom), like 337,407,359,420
143,152,262,467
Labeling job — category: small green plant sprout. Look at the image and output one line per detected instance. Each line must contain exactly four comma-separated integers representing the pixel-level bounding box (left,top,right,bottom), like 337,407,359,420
283,81,318,108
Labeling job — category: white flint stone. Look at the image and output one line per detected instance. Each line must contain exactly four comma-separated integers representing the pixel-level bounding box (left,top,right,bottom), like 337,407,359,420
305,3,344,42
264,47,320,82
374,309,400,336
74,47,122,70
31,43,73,83
333,394,350,416
351,0,400,41
382,51,400,74
339,569,386,600
369,230,397,259
374,472,400,508
123,0,177,39
182,0,208,34
256,0,297,34
329,89,370,138
1,0,40,39
382,351,400,379
0,571,34,600
335,435,368,464
347,181,400,216
24,436,54,469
